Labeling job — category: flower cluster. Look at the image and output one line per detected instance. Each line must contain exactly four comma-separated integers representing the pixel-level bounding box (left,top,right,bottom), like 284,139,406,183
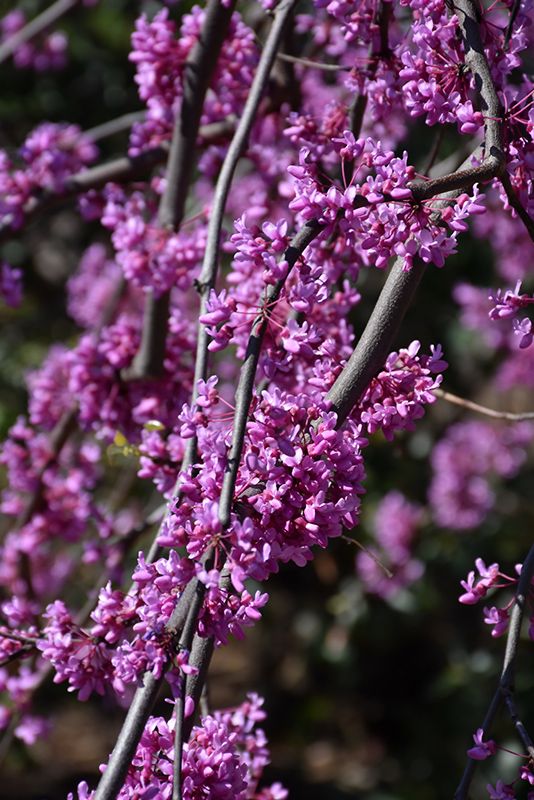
399,9,482,132
429,421,533,531
165,387,367,587
70,694,287,800
0,122,97,233
357,490,424,599
288,134,485,270
129,6,258,154
0,10,67,71
355,341,447,439
489,281,534,350
102,184,208,294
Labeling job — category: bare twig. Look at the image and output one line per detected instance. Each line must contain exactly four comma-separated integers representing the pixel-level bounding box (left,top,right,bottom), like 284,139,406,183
422,127,446,175
275,51,350,72
0,0,78,65
85,112,146,142
435,388,534,421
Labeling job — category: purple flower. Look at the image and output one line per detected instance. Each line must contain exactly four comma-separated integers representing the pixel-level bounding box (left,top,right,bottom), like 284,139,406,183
467,728,497,760
486,781,515,799
0,263,22,308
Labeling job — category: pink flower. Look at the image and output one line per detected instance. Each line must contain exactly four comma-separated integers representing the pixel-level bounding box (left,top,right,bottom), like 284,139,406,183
467,728,497,760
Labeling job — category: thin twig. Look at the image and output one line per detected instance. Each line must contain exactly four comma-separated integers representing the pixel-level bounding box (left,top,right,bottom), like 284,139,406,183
275,51,350,72
85,112,146,142
422,127,446,175
500,171,534,243
504,0,522,47
172,584,206,800
218,219,322,528
0,0,78,65
454,545,534,800
435,388,534,421
190,0,298,466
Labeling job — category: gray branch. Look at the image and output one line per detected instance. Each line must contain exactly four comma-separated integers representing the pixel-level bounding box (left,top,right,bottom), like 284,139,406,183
129,0,237,380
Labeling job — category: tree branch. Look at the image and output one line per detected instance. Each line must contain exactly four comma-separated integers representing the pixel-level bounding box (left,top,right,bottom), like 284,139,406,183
409,0,505,200
349,1,391,138
128,0,237,380
454,545,534,800
326,257,425,426
500,171,534,244
190,0,298,462
84,112,146,143
435,388,534,421
275,51,350,72
0,0,78,65
0,121,236,245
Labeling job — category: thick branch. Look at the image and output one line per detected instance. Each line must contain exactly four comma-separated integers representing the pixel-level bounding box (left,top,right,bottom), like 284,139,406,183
326,258,425,426
129,0,237,380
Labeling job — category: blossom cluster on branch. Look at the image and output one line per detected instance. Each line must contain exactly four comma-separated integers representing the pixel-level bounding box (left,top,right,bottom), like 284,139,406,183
0,0,533,798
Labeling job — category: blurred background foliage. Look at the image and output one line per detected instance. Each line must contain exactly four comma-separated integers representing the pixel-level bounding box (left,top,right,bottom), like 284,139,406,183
0,2,533,799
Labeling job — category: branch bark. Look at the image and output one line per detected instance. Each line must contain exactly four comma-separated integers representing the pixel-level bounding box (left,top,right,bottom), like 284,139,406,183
129,0,237,380
435,388,534,421
408,0,505,200
190,0,299,475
